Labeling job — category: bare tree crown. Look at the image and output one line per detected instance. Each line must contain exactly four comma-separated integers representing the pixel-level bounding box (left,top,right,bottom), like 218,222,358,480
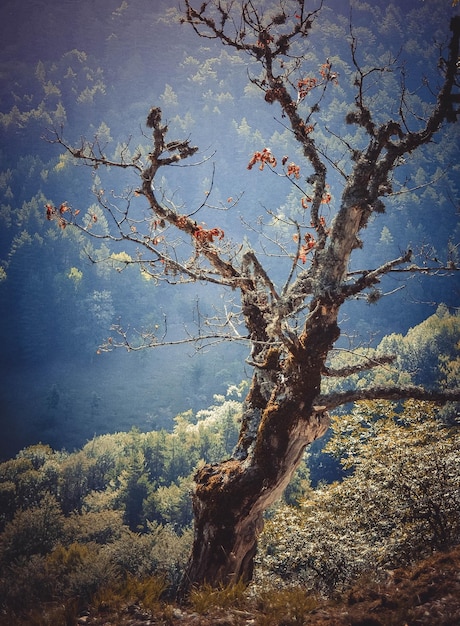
47,4,460,369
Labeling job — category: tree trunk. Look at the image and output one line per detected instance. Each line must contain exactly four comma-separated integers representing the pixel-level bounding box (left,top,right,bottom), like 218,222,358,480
178,315,339,598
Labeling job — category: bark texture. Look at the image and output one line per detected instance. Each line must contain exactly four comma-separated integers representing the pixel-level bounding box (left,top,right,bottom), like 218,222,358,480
180,365,332,594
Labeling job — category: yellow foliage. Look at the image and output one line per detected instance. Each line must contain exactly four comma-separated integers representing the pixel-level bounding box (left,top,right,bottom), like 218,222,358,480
110,251,132,263
67,266,83,286
140,268,154,281
325,399,456,472
54,152,72,172
47,542,94,569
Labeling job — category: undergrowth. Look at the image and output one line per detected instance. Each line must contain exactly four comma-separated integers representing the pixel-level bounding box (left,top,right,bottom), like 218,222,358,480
189,579,248,613
90,573,168,613
254,587,318,625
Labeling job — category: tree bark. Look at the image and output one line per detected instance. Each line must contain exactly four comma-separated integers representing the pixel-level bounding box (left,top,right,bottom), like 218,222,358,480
178,311,339,598
179,407,330,597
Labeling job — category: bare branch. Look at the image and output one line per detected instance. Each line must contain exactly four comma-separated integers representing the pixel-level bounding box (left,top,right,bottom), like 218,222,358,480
316,386,460,411
97,324,249,353
341,249,413,299
323,354,396,378
46,127,144,173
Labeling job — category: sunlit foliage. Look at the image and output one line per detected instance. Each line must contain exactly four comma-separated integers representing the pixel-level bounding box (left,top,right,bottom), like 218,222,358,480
0,393,241,613
255,400,460,595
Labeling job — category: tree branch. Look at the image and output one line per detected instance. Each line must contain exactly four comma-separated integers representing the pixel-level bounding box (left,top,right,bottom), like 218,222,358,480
316,386,460,411
241,249,279,302
340,249,413,299
47,128,143,172
323,355,396,378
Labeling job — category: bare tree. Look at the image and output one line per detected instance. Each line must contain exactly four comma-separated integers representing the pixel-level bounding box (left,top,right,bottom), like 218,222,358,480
47,1,460,598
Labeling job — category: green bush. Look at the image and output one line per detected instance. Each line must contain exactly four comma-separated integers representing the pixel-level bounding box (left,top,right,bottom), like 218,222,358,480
0,494,63,564
62,509,124,545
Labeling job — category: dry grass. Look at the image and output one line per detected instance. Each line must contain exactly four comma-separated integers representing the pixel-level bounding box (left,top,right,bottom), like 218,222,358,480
2,546,460,625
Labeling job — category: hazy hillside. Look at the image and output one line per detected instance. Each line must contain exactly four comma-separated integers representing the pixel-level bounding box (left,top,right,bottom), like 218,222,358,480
1,0,459,460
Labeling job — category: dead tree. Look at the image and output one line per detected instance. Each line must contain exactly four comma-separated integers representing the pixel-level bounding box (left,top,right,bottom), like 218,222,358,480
48,1,460,598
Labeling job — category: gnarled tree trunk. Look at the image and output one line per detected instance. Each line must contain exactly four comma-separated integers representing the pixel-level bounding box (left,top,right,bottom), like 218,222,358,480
178,311,339,597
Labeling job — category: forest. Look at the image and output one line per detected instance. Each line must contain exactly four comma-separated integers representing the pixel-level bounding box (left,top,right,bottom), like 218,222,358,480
0,0,459,623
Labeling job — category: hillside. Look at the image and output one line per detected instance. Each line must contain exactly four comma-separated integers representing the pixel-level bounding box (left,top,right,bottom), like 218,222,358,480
0,312,458,625
67,545,460,625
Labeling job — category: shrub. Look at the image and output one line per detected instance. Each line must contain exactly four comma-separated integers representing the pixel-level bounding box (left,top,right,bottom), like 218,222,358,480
255,401,460,596
0,494,63,565
100,528,155,577
46,542,118,604
62,509,124,545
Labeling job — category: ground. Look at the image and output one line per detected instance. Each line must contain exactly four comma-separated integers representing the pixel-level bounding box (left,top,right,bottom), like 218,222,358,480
73,545,460,626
